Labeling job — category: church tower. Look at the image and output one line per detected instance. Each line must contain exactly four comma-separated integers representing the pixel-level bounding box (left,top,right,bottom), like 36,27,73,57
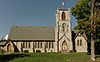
55,8,73,53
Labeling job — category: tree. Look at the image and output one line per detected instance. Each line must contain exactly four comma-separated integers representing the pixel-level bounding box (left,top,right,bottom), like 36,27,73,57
72,0,100,41
71,0,100,61
72,0,91,40
90,0,95,61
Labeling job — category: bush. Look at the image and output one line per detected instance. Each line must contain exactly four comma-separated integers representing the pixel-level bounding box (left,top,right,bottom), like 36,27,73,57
59,51,61,53
36,50,41,53
70,50,73,53
0,48,4,54
24,50,29,53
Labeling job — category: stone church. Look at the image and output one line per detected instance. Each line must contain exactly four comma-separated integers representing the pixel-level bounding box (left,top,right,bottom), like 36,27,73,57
0,8,88,53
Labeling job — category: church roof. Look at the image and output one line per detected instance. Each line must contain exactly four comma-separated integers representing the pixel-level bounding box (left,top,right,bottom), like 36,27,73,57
72,30,88,41
8,26,55,41
0,41,6,46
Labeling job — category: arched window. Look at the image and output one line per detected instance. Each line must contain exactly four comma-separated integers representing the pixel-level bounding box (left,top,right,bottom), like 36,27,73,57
49,42,51,48
29,42,30,48
23,42,25,48
62,23,65,32
52,42,53,48
41,42,42,48
46,42,48,48
33,42,34,48
62,12,66,20
26,42,27,48
77,40,79,46
80,39,82,46
35,42,37,48
38,42,39,48
67,25,69,32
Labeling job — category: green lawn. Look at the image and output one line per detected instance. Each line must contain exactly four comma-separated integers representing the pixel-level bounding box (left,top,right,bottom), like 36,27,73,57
0,52,100,62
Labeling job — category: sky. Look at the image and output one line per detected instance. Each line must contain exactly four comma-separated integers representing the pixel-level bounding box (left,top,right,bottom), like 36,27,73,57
0,0,77,40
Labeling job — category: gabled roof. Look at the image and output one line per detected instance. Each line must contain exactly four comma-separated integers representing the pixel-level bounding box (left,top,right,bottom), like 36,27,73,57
74,32,88,41
72,30,88,41
1,34,9,40
8,26,55,41
0,41,6,46
59,34,70,42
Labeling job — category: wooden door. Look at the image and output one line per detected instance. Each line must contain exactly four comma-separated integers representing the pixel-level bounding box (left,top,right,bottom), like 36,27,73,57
62,41,67,51
7,43,12,52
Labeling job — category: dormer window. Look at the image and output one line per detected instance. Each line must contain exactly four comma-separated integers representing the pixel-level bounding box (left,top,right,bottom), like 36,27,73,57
62,12,66,20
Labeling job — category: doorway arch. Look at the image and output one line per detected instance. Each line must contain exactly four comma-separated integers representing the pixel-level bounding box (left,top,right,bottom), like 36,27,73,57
7,43,12,52
62,41,68,51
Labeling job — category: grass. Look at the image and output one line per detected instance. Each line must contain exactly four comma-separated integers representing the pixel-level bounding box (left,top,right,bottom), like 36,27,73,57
0,52,100,62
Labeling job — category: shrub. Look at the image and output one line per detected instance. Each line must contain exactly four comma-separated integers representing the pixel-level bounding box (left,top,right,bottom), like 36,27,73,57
70,50,73,53
36,50,41,53
0,48,4,54
24,50,29,53
33,49,35,52
51,50,53,52
59,51,61,53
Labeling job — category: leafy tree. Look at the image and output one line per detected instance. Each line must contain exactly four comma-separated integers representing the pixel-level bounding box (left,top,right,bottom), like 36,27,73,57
72,0,100,61
71,0,100,42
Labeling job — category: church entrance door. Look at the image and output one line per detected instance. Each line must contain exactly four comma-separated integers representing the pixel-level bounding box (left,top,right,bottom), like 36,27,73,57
7,43,12,52
62,41,67,51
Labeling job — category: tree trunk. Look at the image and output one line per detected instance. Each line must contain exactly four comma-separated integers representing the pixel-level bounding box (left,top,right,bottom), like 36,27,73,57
91,0,95,61
91,35,95,61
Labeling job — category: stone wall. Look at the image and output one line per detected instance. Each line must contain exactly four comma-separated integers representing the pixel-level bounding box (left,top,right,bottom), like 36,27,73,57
13,41,55,53
75,36,88,52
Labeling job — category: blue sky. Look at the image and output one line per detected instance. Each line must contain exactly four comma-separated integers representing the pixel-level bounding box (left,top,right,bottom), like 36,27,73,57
0,0,77,40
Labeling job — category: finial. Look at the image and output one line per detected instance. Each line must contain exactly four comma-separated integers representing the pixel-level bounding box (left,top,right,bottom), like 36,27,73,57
62,1,64,7
62,0,64,9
